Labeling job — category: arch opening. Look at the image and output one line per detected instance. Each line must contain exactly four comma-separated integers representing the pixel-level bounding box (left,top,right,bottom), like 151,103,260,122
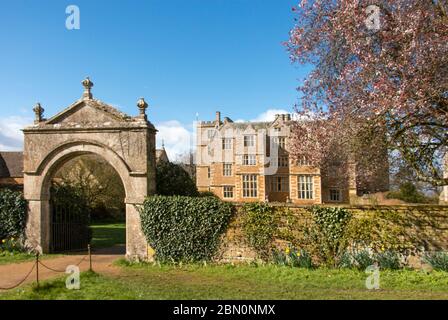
49,154,126,253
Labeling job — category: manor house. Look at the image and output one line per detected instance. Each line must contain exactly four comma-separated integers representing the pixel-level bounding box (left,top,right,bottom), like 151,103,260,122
196,111,389,204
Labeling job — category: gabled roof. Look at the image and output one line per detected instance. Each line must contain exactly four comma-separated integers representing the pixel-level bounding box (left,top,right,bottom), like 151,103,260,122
156,148,169,164
45,99,132,124
24,78,156,131
0,152,24,178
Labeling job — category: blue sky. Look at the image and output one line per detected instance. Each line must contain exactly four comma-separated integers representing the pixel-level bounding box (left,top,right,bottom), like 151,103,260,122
0,0,310,159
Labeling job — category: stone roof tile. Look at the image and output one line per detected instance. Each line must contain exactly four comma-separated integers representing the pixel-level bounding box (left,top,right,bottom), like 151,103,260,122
0,152,24,178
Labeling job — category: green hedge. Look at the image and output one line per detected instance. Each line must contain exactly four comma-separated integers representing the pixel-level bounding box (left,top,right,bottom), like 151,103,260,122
0,189,27,240
156,162,198,197
139,195,233,262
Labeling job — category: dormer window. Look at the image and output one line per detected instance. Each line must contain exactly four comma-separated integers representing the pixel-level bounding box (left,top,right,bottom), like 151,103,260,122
273,137,286,149
207,129,215,139
243,135,255,147
222,138,232,150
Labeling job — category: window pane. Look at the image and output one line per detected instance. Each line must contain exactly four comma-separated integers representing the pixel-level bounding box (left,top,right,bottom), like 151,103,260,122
298,176,313,199
223,186,234,198
223,163,232,176
330,189,341,201
243,175,257,198
243,154,256,166
222,138,232,150
244,135,255,147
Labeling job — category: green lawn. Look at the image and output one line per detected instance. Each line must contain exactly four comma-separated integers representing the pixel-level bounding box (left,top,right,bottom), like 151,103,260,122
90,222,125,249
0,221,124,265
2,261,448,300
0,252,36,265
0,252,60,266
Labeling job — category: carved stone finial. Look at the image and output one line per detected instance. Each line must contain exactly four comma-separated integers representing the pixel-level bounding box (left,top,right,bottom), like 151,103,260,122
82,77,94,99
33,103,44,124
137,97,148,120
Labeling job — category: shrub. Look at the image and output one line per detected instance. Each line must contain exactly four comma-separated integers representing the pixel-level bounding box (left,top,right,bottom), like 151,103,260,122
0,237,26,255
300,206,352,267
386,182,432,204
272,246,313,269
139,195,233,262
376,251,402,270
0,189,27,240
339,249,403,270
156,162,198,197
241,203,278,259
198,191,218,198
423,252,448,271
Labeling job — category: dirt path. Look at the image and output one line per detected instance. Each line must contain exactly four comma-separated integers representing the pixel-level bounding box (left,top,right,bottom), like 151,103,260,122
0,246,124,290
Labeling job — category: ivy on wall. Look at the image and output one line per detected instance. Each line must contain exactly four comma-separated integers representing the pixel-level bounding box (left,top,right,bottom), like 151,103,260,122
139,195,233,262
0,189,27,240
345,209,414,253
240,204,413,267
300,206,353,267
240,202,278,259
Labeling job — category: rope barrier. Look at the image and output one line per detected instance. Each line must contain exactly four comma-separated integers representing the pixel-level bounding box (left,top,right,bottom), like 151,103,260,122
0,244,93,290
0,262,36,290
38,255,88,273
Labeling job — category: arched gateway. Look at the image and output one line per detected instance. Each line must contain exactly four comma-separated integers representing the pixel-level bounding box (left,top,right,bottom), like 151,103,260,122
23,78,156,260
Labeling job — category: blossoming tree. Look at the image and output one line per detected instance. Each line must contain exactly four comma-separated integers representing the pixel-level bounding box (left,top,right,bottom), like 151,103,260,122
286,0,447,187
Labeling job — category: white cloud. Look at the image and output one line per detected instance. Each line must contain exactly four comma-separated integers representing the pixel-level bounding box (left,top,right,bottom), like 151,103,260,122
0,115,194,161
0,116,32,151
251,108,291,122
232,109,292,123
0,109,297,160
155,120,193,161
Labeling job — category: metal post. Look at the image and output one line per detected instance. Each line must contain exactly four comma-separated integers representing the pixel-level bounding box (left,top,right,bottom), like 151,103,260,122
88,244,92,271
35,252,39,288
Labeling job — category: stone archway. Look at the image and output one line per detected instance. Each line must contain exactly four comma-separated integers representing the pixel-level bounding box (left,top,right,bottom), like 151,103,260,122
23,78,156,260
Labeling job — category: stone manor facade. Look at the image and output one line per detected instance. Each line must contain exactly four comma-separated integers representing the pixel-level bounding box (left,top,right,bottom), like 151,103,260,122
196,111,390,204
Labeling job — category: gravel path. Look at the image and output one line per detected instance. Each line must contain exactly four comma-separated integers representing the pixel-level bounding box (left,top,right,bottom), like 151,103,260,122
0,246,124,290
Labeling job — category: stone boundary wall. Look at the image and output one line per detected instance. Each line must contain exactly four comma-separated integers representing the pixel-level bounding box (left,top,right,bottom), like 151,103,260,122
216,204,448,264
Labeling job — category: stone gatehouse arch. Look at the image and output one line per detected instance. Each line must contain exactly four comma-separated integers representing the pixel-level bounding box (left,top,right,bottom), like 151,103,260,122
23,78,156,260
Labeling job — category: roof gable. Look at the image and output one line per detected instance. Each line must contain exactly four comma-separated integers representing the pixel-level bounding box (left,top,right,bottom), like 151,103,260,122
46,99,132,125
0,152,24,178
156,149,169,163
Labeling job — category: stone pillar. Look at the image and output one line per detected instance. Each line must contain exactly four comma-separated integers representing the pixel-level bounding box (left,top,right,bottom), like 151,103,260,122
125,203,148,261
25,199,51,253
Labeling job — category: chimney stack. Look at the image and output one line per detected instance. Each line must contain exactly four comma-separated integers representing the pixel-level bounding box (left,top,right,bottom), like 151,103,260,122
215,111,221,124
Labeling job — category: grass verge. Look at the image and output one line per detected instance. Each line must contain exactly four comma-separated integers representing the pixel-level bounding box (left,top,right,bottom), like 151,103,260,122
1,261,448,300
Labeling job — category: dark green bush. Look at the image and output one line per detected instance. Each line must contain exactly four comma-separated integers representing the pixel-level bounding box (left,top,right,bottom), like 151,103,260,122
139,195,233,262
198,191,218,198
423,252,448,271
0,189,27,240
386,182,432,204
376,251,402,270
156,162,198,197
